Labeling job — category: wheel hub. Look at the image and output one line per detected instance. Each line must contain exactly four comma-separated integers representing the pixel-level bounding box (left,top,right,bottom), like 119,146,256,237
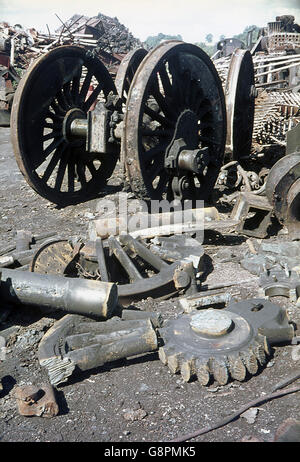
165,109,209,174
62,108,87,145
190,309,233,336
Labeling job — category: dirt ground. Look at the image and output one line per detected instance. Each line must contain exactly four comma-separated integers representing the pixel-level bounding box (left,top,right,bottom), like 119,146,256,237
0,125,299,445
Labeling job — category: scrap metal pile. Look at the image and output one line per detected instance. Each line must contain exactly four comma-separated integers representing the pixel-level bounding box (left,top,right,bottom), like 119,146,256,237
0,14,300,441
0,13,142,126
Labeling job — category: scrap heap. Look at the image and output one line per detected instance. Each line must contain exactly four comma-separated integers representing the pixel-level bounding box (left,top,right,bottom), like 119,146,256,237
0,13,142,125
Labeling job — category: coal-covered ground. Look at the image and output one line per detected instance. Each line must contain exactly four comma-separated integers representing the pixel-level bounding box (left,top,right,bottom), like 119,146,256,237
0,126,299,444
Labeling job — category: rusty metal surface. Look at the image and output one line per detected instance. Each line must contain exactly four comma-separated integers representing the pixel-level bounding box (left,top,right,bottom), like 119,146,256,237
159,298,294,385
30,239,76,275
38,314,158,385
224,49,255,160
115,48,147,103
15,384,59,418
122,40,226,201
230,192,273,239
265,152,300,236
159,305,270,385
10,45,118,205
29,234,198,305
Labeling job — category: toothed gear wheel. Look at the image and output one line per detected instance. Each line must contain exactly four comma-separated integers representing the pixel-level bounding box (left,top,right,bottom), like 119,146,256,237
158,308,270,386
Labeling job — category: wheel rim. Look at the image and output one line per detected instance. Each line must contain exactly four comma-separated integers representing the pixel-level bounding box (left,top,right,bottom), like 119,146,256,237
225,49,255,162
115,48,148,104
11,46,118,205
122,41,226,201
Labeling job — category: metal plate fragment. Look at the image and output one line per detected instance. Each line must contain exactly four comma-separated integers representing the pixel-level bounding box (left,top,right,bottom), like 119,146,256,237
15,384,59,417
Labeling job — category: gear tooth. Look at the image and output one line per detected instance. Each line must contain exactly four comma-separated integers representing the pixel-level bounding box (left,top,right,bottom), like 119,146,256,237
240,348,258,375
209,358,229,385
167,353,181,374
252,339,267,366
180,357,196,382
228,354,247,381
256,334,270,358
158,347,168,365
195,359,210,386
262,335,271,355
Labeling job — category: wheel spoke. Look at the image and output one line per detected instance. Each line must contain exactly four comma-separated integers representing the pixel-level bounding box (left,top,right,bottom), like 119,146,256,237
54,149,70,191
158,64,173,98
149,157,164,181
151,76,175,120
56,89,69,110
46,110,64,122
144,105,174,128
71,69,82,103
141,128,173,137
168,54,185,108
79,70,93,103
76,162,87,187
86,160,98,179
155,171,169,193
50,99,65,116
42,131,61,142
43,122,61,130
63,81,73,106
143,142,169,164
41,149,63,183
67,158,75,192
82,83,103,112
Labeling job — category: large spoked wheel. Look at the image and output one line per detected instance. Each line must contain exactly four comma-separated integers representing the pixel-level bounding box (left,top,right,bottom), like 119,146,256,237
122,41,226,201
115,48,148,104
11,46,118,205
225,49,255,162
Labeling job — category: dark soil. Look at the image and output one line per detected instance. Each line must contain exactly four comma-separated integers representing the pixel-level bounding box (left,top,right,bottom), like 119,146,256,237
0,126,299,445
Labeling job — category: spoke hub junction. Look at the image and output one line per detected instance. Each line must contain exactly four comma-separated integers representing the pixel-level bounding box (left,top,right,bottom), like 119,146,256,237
63,108,87,145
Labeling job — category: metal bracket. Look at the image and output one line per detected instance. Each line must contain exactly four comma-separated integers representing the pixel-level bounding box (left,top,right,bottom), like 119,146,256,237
231,192,273,238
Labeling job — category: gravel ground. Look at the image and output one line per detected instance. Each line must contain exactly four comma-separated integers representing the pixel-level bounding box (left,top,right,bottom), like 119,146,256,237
0,126,299,446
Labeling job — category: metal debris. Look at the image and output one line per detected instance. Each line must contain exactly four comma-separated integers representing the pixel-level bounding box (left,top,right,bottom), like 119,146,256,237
231,192,274,238
15,384,59,417
159,298,294,385
38,314,158,385
179,290,232,313
259,268,299,300
29,234,198,305
0,268,118,319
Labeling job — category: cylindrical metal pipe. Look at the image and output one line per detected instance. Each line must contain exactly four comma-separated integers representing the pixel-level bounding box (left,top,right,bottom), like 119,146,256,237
0,269,118,319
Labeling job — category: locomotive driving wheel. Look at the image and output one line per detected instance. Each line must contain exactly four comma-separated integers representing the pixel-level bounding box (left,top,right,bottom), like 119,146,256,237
122,41,227,202
115,48,148,104
11,46,118,205
224,48,256,162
